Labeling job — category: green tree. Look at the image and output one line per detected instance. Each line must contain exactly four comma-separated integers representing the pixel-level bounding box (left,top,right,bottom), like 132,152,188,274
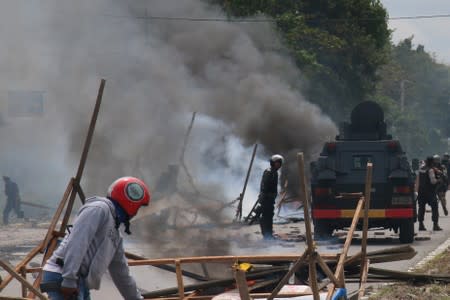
374,37,450,157
212,0,391,118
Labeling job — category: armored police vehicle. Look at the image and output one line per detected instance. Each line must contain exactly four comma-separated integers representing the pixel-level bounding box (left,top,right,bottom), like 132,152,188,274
310,101,415,243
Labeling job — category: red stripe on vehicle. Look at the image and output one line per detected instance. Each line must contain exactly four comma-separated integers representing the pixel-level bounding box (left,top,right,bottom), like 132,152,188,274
385,208,413,218
312,209,341,219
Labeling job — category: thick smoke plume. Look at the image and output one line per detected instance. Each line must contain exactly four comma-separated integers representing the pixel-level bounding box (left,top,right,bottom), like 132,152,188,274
0,0,337,256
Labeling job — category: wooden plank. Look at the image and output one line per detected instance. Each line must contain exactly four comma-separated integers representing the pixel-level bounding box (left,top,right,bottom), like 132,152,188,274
234,267,251,300
142,268,288,298
145,292,317,300
125,251,208,281
360,163,373,286
182,291,198,300
0,260,47,300
127,248,414,268
129,253,327,266
175,260,184,299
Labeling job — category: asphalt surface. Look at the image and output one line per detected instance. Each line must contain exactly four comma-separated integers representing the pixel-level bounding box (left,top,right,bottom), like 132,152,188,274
1,192,449,298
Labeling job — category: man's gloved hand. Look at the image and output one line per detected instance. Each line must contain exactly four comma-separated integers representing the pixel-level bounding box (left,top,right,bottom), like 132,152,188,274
61,286,78,300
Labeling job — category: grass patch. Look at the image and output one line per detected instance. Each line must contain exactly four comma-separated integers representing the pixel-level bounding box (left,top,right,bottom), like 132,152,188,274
369,248,450,300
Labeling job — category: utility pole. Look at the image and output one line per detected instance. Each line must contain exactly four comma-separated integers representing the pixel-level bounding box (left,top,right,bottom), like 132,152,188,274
400,79,412,113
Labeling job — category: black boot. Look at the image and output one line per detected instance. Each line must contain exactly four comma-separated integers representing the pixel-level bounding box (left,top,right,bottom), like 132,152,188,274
433,223,443,231
444,207,448,216
419,222,426,231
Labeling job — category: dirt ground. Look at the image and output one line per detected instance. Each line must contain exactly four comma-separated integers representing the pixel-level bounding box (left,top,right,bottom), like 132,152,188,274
0,221,48,260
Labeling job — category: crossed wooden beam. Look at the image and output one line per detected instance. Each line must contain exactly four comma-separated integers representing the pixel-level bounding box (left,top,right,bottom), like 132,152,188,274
263,154,373,300
0,79,374,300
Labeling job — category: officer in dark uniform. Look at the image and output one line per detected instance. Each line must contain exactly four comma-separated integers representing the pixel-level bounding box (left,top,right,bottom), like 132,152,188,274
417,157,442,231
441,153,450,212
434,154,448,216
2,176,23,225
258,154,283,240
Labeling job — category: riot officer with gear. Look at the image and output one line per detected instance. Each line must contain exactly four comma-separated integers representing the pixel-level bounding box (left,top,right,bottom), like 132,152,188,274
258,154,283,240
433,154,448,216
417,157,442,231
441,152,450,216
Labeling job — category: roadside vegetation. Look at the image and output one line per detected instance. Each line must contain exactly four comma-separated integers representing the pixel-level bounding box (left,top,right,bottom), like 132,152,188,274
213,0,450,157
369,247,450,299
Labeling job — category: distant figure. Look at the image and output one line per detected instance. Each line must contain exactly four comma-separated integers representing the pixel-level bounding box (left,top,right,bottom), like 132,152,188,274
2,176,23,225
417,157,442,231
258,154,283,240
439,153,450,214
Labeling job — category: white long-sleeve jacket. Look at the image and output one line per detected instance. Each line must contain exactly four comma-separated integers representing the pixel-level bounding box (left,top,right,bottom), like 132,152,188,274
44,197,142,299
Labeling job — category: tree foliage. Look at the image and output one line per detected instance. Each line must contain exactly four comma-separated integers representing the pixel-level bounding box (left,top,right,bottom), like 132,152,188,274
212,1,450,157
213,0,391,117
373,38,450,158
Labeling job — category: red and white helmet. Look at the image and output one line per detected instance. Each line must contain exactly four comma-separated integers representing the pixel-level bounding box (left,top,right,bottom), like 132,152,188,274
107,177,150,217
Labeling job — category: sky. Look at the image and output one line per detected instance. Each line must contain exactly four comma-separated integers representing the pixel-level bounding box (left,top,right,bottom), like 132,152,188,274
382,0,450,64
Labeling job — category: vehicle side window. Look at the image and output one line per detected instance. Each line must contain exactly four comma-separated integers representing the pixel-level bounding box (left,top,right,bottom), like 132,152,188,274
353,155,372,169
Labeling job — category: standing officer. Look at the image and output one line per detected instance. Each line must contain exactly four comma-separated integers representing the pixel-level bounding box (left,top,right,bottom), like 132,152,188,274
417,157,442,231
258,154,283,240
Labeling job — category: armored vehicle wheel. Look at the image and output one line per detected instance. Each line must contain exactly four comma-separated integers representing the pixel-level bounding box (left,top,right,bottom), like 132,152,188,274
314,220,333,240
399,220,414,243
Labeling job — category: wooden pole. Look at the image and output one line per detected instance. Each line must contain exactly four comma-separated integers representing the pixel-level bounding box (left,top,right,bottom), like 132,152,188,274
360,162,373,286
314,253,340,287
20,266,27,298
234,267,251,300
74,78,106,188
28,79,106,298
297,153,315,253
298,152,320,300
235,143,258,221
358,258,370,299
267,153,321,300
326,197,364,299
251,250,308,300
179,112,200,195
175,260,184,299
179,112,196,163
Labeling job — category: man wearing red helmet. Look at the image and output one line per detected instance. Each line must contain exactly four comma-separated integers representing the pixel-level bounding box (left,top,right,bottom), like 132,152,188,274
41,177,150,300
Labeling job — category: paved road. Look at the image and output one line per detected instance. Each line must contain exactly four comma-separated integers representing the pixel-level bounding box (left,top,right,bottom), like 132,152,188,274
92,191,450,298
